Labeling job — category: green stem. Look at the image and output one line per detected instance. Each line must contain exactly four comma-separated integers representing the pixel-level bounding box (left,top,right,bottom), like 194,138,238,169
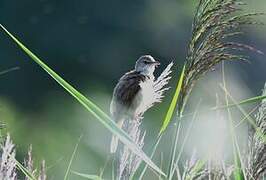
167,117,181,179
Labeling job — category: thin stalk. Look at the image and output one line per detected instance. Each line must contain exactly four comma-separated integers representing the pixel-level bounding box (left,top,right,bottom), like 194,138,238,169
63,135,82,180
167,114,182,179
112,159,115,180
222,62,244,180
138,135,162,179
181,95,266,119
220,85,266,143
13,158,37,180
169,100,201,179
0,67,19,76
234,105,259,128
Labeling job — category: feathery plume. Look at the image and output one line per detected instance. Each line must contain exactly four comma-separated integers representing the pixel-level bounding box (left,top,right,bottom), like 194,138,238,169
24,145,47,180
169,1,263,176
177,152,233,180
38,160,46,180
179,0,263,113
24,145,36,180
0,134,47,180
0,134,17,180
118,63,173,179
248,83,266,180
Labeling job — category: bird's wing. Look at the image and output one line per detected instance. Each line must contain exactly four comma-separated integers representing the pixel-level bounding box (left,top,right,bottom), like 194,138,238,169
110,71,146,120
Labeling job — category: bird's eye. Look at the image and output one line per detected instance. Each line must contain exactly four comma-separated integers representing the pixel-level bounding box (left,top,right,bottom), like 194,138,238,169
143,60,149,64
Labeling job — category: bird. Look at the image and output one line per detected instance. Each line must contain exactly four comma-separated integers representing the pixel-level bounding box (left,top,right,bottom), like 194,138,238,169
110,55,160,153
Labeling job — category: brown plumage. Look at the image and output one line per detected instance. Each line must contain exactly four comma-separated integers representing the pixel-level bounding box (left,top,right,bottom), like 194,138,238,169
110,55,160,153
110,71,147,121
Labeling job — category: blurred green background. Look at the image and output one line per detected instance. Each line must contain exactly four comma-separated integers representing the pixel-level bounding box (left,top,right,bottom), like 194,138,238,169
0,0,266,179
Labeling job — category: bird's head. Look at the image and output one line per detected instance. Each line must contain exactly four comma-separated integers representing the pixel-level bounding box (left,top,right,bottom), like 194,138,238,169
135,55,160,76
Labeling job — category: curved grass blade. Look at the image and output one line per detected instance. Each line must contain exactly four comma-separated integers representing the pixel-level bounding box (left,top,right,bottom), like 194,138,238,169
71,171,103,180
0,24,166,177
159,64,186,135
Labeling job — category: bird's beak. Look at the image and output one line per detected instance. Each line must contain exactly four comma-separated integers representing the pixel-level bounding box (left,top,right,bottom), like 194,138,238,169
152,61,160,67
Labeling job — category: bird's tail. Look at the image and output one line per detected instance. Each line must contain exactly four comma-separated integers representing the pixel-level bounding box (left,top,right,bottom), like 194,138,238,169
110,119,124,153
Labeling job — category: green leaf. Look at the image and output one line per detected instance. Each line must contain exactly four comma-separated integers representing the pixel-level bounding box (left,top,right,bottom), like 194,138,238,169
71,171,103,180
159,64,185,135
0,24,166,177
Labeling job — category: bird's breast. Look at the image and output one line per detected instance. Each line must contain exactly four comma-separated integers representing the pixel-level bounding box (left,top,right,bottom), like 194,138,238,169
135,79,155,113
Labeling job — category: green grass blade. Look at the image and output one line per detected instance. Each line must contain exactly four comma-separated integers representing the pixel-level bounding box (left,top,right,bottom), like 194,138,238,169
167,116,182,179
222,63,245,180
220,85,266,143
159,64,186,135
169,100,201,179
71,171,103,180
220,84,266,179
225,95,244,180
235,95,266,106
182,94,266,119
0,24,166,177
14,158,37,180
234,105,259,128
0,67,20,76
137,135,162,179
185,159,207,180
138,64,186,178
64,135,82,180
111,159,115,180
225,94,244,180
215,95,266,110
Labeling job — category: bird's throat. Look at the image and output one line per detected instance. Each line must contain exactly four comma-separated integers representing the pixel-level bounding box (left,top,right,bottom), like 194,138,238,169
140,71,154,80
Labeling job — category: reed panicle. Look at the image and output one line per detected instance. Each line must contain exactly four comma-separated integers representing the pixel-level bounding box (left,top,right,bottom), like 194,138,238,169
0,134,47,180
117,63,173,179
168,0,263,178
38,161,46,180
179,0,264,113
168,0,263,179
176,151,233,180
0,1,265,179
0,134,17,180
24,145,47,180
247,83,266,180
24,145,36,180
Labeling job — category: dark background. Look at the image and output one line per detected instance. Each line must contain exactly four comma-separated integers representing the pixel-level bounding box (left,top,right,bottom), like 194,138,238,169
0,0,265,179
